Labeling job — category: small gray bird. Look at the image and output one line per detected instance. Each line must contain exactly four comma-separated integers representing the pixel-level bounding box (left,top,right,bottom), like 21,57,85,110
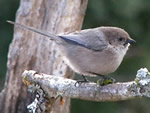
7,21,135,84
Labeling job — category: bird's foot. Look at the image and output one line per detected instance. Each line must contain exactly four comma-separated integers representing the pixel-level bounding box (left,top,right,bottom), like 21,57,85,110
97,76,115,86
75,75,89,86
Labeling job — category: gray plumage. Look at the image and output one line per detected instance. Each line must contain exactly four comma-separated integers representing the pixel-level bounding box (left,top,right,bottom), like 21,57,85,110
7,21,135,77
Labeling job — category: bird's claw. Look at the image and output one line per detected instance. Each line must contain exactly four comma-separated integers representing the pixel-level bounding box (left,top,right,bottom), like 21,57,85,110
74,79,89,86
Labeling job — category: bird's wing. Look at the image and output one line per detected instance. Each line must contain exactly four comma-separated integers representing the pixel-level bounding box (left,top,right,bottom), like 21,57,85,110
59,28,108,51
7,21,107,51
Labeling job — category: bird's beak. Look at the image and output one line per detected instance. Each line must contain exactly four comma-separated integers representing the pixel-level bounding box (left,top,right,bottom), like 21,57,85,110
124,39,135,46
127,39,136,44
126,39,136,44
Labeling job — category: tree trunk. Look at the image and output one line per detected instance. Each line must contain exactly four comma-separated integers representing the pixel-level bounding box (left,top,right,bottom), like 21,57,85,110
0,0,88,113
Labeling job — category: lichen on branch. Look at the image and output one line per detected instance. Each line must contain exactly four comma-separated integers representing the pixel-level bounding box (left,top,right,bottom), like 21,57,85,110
22,68,150,112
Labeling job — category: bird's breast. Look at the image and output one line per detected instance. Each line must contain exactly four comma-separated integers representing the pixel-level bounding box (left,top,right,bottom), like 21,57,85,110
60,45,126,76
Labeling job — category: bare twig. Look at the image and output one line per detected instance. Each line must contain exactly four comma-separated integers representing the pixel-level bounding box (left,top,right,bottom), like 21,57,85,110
22,68,150,112
22,68,150,103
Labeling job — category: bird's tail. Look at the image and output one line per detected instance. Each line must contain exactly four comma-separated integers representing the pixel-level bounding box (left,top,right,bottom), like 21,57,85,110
7,20,60,42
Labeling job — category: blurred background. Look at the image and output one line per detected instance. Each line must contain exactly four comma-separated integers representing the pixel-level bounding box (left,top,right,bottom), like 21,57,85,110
0,0,150,113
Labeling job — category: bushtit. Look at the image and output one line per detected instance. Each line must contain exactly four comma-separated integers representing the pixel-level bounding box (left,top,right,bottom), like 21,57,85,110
7,21,135,84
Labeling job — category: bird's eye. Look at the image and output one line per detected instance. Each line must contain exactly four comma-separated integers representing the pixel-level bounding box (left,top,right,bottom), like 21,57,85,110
118,37,124,42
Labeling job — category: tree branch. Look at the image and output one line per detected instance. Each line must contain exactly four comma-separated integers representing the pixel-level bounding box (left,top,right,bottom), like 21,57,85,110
22,68,150,103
